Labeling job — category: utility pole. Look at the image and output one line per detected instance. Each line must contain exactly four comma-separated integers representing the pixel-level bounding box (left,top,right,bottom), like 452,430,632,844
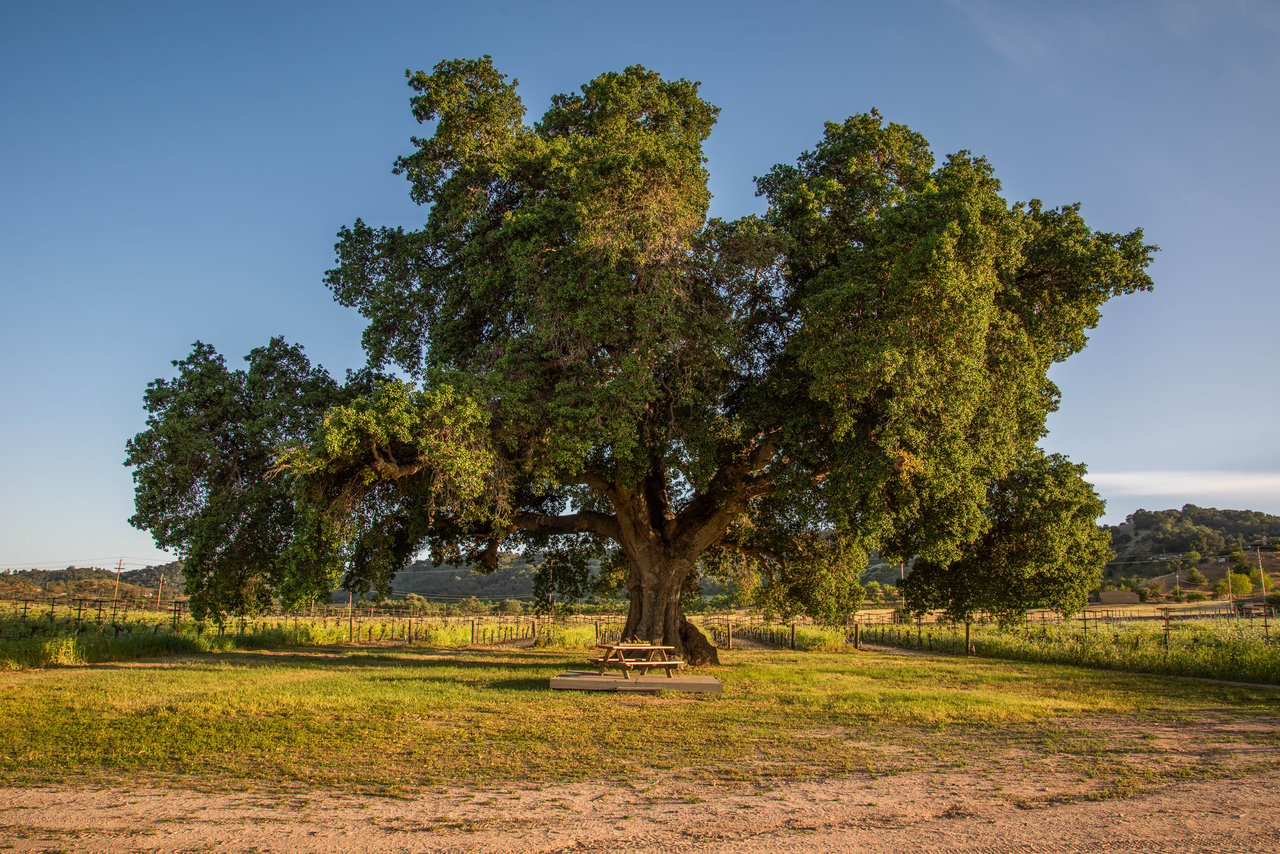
1227,559,1236,615
112,559,123,603
1259,547,1271,642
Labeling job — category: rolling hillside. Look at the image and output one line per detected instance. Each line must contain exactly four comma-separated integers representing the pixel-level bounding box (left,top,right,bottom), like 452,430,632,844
1106,505,1279,578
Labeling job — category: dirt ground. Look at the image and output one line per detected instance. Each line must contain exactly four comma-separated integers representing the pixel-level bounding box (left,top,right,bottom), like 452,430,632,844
3,764,1278,853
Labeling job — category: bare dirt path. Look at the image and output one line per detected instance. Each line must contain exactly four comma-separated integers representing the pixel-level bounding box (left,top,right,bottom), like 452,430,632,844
3,768,1277,853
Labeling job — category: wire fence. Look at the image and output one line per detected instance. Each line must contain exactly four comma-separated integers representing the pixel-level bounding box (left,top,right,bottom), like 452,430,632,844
0,594,634,648
4,592,1278,683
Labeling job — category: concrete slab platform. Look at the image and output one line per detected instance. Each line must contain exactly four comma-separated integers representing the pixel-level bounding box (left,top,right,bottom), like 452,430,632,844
549,670,722,694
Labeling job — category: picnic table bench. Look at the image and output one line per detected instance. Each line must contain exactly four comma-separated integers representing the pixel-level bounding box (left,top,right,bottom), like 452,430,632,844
593,642,684,678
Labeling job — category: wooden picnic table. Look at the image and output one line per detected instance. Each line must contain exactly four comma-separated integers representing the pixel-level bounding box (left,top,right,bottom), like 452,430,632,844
593,642,684,678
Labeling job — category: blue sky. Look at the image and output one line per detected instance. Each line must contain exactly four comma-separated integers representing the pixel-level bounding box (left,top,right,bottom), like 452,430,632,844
2,1,1278,569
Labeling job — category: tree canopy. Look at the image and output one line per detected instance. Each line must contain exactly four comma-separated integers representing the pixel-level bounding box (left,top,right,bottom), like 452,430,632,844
900,451,1112,625
127,58,1154,653
125,339,345,617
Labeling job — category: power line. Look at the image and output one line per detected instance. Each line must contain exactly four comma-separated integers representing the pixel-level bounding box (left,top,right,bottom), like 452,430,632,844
387,589,537,601
0,557,173,569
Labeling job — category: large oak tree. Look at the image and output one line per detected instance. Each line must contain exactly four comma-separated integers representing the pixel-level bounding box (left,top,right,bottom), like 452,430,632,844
129,58,1153,659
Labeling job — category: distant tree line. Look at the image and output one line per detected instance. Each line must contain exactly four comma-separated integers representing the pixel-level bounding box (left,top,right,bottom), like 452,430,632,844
1108,505,1280,558
0,562,182,599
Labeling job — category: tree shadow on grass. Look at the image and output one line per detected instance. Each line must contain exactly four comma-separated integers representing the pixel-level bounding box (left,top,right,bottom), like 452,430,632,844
78,646,581,675
474,676,553,692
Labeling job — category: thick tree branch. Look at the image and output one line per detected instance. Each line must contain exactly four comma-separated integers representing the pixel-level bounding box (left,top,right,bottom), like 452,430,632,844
512,510,621,542
644,454,678,543
713,534,781,563
576,471,622,503
369,445,428,480
674,435,780,554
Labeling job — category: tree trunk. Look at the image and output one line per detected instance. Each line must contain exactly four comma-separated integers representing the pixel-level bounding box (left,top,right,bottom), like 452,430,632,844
621,556,720,666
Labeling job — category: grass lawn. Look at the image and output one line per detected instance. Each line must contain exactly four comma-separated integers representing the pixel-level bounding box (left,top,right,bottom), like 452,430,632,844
2,646,1277,795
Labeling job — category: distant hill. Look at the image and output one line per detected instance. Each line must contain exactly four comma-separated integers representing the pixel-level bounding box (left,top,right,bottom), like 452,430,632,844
1108,505,1279,559
1103,505,1280,583
385,555,539,602
334,552,605,604
0,562,182,599
855,505,1280,590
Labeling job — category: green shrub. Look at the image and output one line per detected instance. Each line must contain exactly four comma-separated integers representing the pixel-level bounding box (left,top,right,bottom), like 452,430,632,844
1215,574,1254,597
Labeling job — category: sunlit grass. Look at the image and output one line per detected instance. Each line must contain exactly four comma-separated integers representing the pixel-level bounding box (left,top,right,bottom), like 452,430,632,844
1,646,1275,793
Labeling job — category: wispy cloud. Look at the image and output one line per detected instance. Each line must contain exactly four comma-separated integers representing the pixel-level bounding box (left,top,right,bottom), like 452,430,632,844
945,0,1051,65
1089,471,1280,499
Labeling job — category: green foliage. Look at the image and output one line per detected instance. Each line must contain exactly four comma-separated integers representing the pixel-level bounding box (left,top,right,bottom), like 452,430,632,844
281,379,505,598
1188,567,1208,585
531,623,599,649
125,339,342,620
901,452,1112,624
128,58,1153,630
0,616,353,670
457,596,489,615
317,59,1150,608
699,549,762,609
746,533,867,624
1214,573,1254,597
